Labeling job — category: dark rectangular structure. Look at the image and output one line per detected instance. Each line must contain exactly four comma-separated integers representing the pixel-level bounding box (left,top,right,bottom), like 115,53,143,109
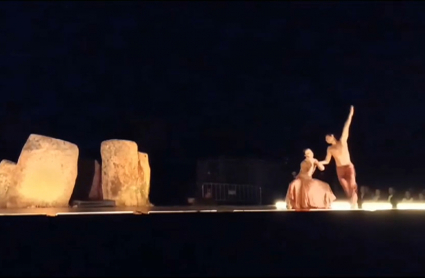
199,182,262,205
196,158,289,204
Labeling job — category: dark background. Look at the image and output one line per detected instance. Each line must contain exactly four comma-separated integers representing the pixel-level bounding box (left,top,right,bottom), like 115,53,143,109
1,1,425,204
2,211,425,276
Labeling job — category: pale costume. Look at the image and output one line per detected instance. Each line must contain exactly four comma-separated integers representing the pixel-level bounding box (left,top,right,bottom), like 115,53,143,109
286,158,336,210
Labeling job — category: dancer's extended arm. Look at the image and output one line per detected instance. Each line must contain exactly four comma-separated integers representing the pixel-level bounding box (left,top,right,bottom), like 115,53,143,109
340,105,354,142
314,159,325,171
320,147,332,165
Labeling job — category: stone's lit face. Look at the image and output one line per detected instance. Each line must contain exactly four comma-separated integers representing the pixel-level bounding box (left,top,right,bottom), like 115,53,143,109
7,134,79,209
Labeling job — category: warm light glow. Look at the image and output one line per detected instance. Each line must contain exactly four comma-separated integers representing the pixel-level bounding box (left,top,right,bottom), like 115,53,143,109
275,201,286,210
361,202,391,211
397,202,425,210
275,200,425,211
0,201,425,217
331,201,352,210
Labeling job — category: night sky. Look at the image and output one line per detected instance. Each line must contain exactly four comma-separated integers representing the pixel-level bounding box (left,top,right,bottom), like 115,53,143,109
1,2,425,203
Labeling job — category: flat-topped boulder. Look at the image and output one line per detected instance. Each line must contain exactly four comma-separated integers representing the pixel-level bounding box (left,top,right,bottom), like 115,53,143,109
101,140,141,206
138,152,152,206
7,134,79,208
0,160,16,208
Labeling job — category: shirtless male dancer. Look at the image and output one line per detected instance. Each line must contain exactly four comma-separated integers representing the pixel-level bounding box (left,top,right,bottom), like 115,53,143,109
320,105,358,209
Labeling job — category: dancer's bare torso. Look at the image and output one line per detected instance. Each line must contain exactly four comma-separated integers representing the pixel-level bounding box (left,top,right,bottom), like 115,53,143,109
328,141,352,167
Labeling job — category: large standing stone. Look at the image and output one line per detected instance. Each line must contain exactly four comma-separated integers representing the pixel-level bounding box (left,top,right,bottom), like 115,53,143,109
88,160,103,200
7,134,79,208
101,140,141,206
138,152,151,206
0,160,16,208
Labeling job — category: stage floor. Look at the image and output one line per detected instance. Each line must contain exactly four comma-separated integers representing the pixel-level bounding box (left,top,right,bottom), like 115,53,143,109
0,205,279,217
0,201,424,217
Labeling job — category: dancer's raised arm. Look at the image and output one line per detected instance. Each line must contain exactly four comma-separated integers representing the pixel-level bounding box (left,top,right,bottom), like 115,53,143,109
340,105,354,142
322,105,358,209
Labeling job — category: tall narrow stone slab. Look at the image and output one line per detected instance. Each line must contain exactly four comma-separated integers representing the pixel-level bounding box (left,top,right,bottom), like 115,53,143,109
101,140,140,206
0,160,16,208
138,152,152,206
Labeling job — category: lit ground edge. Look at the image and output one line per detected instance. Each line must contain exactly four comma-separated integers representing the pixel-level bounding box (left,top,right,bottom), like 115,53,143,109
275,201,425,211
0,213,47,216
56,211,136,216
233,209,279,212
148,210,199,214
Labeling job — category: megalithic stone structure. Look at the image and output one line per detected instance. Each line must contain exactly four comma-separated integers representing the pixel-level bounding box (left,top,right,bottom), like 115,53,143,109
7,134,79,208
101,139,147,207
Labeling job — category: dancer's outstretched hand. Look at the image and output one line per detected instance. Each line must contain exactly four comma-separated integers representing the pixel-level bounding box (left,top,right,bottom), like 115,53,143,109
315,160,325,171
350,105,354,116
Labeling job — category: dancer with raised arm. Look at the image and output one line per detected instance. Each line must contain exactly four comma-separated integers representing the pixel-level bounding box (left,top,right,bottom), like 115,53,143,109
286,149,336,210
320,105,358,209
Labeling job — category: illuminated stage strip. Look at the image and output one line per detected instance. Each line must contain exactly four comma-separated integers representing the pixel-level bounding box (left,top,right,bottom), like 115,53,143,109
148,210,198,214
398,203,425,210
233,209,278,212
275,201,425,211
148,210,221,214
56,211,136,216
0,207,150,217
0,201,424,217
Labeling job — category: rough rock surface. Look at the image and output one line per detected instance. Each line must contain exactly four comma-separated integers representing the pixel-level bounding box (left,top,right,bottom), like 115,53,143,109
101,140,141,206
0,160,16,208
7,134,79,208
89,160,103,200
138,152,151,206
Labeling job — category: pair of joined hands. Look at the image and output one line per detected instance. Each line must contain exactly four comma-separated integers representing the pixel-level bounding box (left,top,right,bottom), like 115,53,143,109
305,158,326,171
